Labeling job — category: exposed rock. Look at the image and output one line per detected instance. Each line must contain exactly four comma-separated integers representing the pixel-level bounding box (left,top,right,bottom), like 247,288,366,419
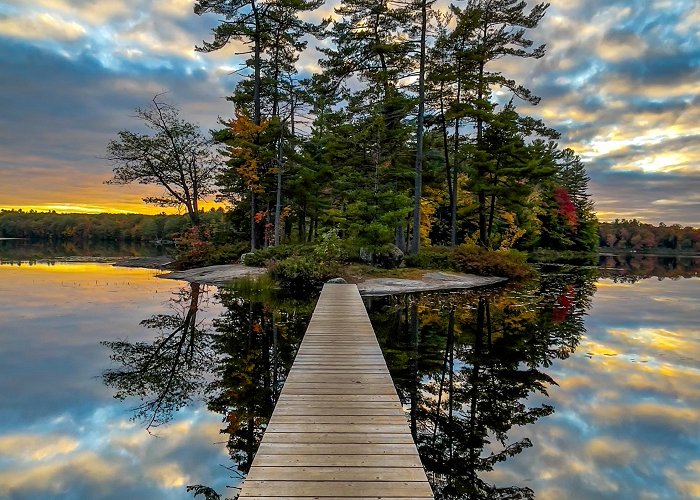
326,277,348,284
376,244,404,269
359,247,374,265
159,264,266,285
357,271,505,296
359,244,404,269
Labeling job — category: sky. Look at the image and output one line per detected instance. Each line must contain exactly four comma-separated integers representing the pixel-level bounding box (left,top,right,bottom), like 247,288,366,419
0,0,699,225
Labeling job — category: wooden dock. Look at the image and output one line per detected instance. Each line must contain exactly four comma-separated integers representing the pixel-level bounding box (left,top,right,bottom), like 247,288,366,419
238,283,434,499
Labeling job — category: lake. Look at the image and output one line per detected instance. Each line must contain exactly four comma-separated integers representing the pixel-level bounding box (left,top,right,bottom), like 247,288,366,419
0,242,698,499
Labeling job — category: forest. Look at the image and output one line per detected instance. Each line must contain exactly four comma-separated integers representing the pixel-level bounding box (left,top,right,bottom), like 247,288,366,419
598,219,700,253
101,0,599,260
0,209,196,242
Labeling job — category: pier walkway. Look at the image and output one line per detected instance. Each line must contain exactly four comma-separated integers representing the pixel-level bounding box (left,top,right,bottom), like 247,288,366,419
238,283,434,499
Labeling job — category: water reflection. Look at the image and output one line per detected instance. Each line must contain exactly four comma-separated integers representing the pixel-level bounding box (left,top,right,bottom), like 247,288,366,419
366,269,597,499
0,263,228,499
207,290,313,479
102,284,315,493
103,283,215,430
597,254,700,281
5,256,698,499
0,238,168,264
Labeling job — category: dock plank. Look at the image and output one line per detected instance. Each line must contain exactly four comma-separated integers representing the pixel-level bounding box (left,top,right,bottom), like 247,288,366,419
237,284,433,499
241,481,433,497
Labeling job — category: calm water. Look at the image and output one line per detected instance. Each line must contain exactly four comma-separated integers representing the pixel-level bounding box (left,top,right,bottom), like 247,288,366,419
0,247,699,499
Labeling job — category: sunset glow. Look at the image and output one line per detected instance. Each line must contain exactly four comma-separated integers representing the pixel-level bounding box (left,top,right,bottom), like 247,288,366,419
1,1,699,225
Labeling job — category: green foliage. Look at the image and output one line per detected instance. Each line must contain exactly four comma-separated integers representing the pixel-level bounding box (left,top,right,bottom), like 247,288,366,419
242,244,307,267
312,229,346,263
269,255,340,289
404,246,455,270
452,245,534,280
0,209,195,242
405,244,535,280
173,225,249,270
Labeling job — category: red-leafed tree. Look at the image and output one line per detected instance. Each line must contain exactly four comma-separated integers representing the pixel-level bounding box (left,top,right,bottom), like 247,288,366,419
554,187,577,228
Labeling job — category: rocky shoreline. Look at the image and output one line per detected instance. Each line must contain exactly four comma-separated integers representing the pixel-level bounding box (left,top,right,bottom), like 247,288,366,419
112,259,506,296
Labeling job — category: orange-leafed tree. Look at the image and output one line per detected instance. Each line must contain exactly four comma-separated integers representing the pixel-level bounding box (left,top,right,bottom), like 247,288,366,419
216,110,275,251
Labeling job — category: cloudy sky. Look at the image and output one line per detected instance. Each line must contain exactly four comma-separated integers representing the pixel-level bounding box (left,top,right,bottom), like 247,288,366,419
0,0,699,225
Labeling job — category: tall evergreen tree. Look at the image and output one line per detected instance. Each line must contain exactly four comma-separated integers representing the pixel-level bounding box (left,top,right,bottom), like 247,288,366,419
195,0,326,250
458,0,549,247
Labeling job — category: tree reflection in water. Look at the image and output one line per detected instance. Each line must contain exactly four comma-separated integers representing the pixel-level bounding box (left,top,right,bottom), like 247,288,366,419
102,267,596,499
102,282,215,431
366,268,596,499
101,283,314,493
206,289,313,478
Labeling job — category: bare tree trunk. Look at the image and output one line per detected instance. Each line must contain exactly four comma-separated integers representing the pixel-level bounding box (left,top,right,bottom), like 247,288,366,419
477,59,487,247
439,84,454,246
395,226,405,252
274,131,283,246
487,192,497,241
451,55,463,246
410,0,428,256
250,190,256,251
250,0,261,252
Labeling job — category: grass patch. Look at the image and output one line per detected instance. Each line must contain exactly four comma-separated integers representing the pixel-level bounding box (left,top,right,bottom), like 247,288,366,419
227,274,277,300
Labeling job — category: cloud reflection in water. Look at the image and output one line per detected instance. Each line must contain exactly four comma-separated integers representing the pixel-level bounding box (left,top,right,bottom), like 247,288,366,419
0,263,229,499
500,277,700,499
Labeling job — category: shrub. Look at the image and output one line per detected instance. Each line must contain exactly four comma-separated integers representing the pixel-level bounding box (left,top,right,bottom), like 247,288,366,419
452,245,534,280
205,241,249,265
242,244,305,267
173,227,248,269
269,255,339,289
405,244,535,281
312,229,345,264
173,226,212,269
404,246,454,270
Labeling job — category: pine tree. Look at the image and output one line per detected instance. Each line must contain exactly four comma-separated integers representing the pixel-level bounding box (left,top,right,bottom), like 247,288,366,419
195,0,326,250
458,0,549,247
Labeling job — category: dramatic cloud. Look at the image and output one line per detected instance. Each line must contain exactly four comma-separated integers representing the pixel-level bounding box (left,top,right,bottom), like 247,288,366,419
0,0,698,224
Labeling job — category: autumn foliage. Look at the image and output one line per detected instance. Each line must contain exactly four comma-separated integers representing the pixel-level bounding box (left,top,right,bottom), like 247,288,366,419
554,187,578,228
224,111,270,194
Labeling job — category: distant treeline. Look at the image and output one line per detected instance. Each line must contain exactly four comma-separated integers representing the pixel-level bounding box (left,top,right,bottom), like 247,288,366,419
0,209,224,242
599,219,700,252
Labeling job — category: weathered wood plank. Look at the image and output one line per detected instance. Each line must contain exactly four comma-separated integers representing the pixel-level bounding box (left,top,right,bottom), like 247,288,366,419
238,284,433,499
255,443,420,455
247,466,429,481
269,415,408,424
280,394,398,401
262,432,415,444
240,481,433,497
273,408,405,417
266,423,409,433
285,373,390,379
251,454,424,468
281,386,398,395
274,402,403,410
